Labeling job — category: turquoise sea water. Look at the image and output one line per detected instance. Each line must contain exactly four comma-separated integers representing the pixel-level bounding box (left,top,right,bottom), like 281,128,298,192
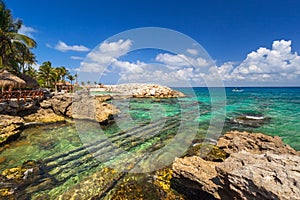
181,87,300,150
0,87,299,199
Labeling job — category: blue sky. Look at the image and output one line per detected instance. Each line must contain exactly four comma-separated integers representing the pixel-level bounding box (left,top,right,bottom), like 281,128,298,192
6,0,300,86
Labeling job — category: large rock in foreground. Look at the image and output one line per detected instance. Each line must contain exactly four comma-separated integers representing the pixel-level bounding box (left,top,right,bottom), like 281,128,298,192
72,95,119,123
40,93,119,123
172,131,300,200
217,151,300,200
105,84,185,98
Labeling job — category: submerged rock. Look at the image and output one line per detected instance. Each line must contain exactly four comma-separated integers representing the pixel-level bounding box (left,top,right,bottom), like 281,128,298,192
230,114,271,128
57,167,124,199
172,131,300,200
186,143,229,162
0,160,46,199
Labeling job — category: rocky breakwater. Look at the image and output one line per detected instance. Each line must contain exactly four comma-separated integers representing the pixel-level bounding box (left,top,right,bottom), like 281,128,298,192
172,131,300,200
104,83,185,98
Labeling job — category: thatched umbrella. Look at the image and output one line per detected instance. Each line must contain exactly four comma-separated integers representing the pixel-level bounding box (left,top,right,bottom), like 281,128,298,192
20,74,39,89
0,70,26,92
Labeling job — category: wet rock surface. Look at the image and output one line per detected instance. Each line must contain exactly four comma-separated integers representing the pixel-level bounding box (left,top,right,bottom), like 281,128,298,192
172,131,300,200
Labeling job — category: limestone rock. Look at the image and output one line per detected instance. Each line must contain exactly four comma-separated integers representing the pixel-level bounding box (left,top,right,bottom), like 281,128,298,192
0,115,24,145
172,156,220,199
0,100,39,116
172,131,300,200
104,83,185,98
72,96,119,123
216,131,298,155
216,151,300,200
23,108,65,123
40,93,73,117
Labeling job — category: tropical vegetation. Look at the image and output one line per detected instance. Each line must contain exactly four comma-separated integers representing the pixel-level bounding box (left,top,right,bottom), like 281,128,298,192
0,0,77,90
0,0,36,75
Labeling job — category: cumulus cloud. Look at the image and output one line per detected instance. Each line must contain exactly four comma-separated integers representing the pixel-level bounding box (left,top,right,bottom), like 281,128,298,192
220,40,300,83
79,39,132,73
155,53,211,69
78,37,299,86
55,41,90,52
18,25,37,38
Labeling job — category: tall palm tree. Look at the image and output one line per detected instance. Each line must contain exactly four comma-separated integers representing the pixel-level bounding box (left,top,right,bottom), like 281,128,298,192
38,61,53,87
74,73,78,83
0,1,36,74
67,74,75,84
57,66,68,82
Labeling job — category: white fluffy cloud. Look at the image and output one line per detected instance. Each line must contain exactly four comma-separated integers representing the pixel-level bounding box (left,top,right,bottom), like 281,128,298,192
55,41,90,52
219,40,300,83
18,25,37,38
80,39,132,73
155,53,210,69
78,38,300,86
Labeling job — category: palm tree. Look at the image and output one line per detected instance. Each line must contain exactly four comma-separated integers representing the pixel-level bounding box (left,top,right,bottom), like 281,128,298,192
67,74,75,84
25,65,37,78
38,61,53,87
0,1,37,74
74,73,78,83
52,68,61,92
57,66,68,82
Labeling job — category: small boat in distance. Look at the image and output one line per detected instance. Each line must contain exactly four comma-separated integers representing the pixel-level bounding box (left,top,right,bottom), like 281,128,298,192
232,88,244,92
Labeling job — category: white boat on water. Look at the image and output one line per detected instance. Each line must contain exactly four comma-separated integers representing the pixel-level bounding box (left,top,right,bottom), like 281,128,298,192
232,88,244,92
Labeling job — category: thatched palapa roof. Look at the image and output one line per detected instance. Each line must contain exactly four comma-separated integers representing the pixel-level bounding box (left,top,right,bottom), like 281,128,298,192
0,70,26,89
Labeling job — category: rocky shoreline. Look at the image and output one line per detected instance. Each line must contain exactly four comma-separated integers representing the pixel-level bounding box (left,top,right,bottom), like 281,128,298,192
172,131,300,200
0,84,184,146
